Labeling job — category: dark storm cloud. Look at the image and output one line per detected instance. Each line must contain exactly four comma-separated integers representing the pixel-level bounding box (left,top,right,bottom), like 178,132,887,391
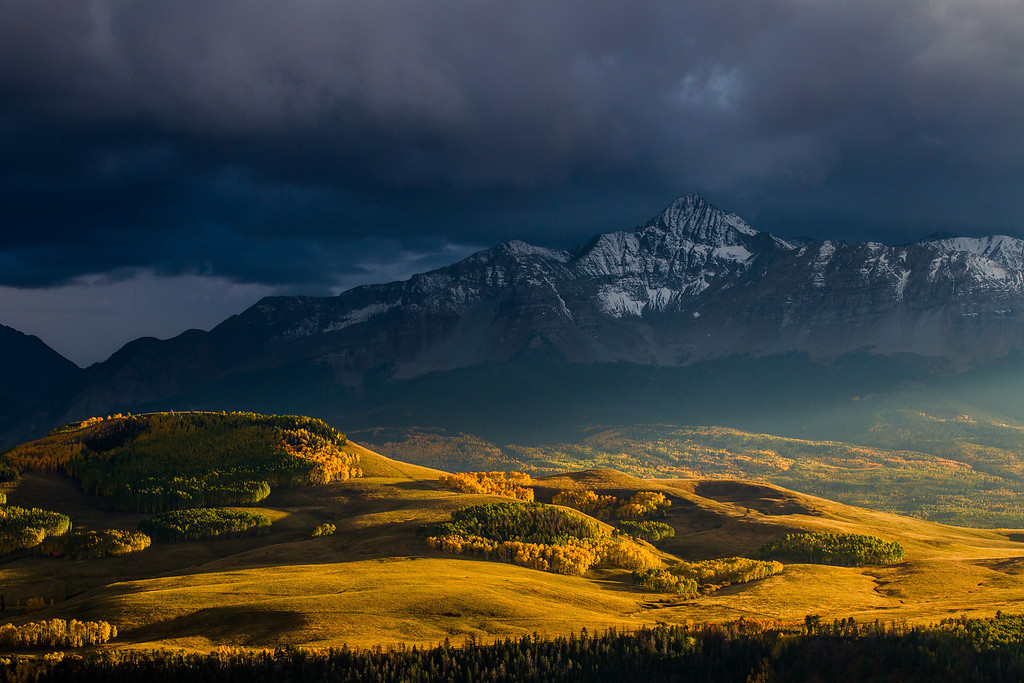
2,0,1024,289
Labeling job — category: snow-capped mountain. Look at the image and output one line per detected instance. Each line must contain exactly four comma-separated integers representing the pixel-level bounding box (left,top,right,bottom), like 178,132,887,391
30,194,1024,426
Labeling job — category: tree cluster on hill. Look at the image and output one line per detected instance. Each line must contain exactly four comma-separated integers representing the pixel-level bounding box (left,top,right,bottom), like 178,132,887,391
552,490,670,521
756,532,905,566
311,523,336,537
633,557,782,595
138,508,271,543
672,557,783,590
420,502,659,576
1,412,361,512
438,472,534,501
0,619,116,649
11,614,1024,681
0,506,71,555
0,463,18,483
632,568,699,594
617,520,675,542
39,529,151,560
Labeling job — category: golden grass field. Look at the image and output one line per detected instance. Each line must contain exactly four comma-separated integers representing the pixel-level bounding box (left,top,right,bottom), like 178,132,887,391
3,439,1024,651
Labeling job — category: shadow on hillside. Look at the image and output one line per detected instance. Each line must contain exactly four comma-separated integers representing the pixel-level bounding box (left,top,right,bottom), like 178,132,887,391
391,480,445,492
122,606,308,647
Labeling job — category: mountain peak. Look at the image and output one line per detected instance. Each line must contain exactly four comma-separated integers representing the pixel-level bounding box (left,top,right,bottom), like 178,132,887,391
642,193,758,246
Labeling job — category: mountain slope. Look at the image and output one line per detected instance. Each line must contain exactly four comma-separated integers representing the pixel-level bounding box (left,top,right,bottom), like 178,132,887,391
27,194,1024,436
0,324,79,432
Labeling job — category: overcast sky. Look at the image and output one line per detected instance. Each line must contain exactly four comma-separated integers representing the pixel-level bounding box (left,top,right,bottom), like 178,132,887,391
2,0,1024,365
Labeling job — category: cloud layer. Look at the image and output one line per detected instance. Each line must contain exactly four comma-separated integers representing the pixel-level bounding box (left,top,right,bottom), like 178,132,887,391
3,0,1024,291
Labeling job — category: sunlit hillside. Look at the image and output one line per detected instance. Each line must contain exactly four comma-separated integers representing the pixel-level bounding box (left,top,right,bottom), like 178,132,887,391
2,413,1024,653
358,409,1024,527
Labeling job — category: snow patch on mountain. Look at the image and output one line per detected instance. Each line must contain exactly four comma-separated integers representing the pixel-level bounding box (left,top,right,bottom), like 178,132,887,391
812,242,836,288
713,245,753,262
598,287,647,317
929,235,1024,273
324,301,402,332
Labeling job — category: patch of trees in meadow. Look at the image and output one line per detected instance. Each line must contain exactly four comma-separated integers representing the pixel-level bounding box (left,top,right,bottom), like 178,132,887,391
1,412,362,512
138,508,271,543
633,557,783,595
311,522,336,537
439,472,534,500
10,614,1024,681
0,506,71,555
756,532,905,566
420,502,659,576
39,529,151,560
617,520,674,542
0,619,116,650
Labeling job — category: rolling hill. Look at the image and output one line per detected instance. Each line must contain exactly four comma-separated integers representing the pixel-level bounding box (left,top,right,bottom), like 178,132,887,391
2,412,1024,652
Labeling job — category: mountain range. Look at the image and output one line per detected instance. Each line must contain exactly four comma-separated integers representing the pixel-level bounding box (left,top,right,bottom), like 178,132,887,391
5,194,1024,444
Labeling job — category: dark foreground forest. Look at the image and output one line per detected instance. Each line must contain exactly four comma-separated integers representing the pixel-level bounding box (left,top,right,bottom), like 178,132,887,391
6,614,1024,682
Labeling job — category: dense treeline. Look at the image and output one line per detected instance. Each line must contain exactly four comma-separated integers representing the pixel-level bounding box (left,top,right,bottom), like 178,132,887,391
39,529,151,560
2,412,361,512
0,506,71,555
438,472,534,500
421,502,659,576
756,532,905,566
138,508,271,543
0,619,116,649
552,490,670,521
108,474,272,514
617,520,675,542
11,614,1024,681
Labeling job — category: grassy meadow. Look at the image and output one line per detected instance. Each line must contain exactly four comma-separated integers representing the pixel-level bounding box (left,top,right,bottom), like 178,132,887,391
2,415,1024,652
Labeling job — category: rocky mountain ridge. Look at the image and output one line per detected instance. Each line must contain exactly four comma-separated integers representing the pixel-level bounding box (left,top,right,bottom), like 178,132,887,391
7,193,1024,436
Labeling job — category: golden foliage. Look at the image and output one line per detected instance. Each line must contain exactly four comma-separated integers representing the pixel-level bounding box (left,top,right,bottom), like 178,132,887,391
280,429,361,483
552,490,670,520
311,522,336,538
426,534,605,576
0,619,116,649
426,530,658,576
439,471,534,501
670,557,783,589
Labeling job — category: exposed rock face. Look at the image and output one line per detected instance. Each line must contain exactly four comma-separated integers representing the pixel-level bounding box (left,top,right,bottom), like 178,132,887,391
35,194,1024,423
